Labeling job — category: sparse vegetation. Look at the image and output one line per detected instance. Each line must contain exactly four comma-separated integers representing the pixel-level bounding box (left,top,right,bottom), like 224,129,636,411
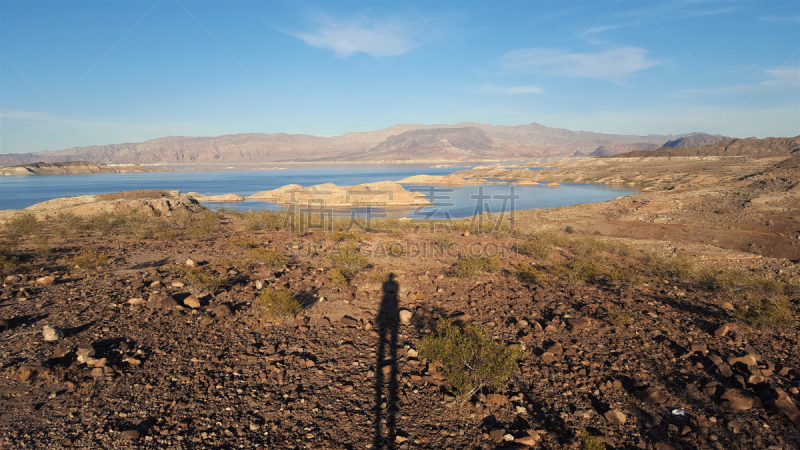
329,242,369,274
331,267,353,286
247,247,290,267
4,212,38,239
736,297,795,330
71,249,110,271
694,266,737,292
185,209,221,240
417,319,523,401
564,225,574,234
510,262,551,284
257,288,303,322
605,305,635,327
432,236,456,249
332,230,360,242
643,251,693,280
179,265,223,293
31,234,51,259
227,236,258,249
580,429,605,450
0,245,17,275
450,254,500,278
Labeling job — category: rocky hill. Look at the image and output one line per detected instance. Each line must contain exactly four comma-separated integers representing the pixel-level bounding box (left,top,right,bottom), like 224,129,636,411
0,122,681,165
588,143,660,157
611,136,800,158
663,133,731,149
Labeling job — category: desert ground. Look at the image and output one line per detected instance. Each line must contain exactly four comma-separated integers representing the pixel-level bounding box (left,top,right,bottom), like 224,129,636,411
0,145,798,449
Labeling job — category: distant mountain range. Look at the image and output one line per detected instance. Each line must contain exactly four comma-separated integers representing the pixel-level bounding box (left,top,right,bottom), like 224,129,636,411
0,122,733,165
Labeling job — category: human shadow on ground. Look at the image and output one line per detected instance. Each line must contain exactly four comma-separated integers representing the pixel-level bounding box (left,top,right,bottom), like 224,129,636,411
373,273,399,449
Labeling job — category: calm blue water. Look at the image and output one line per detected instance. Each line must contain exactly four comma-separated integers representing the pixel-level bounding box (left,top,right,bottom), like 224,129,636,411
0,165,638,219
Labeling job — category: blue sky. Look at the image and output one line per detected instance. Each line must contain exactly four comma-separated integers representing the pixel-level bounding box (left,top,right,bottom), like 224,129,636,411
1,0,798,153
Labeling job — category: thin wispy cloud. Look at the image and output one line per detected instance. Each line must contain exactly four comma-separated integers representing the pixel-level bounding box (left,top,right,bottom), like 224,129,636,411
501,46,661,83
759,15,800,22
681,67,800,95
285,13,420,57
480,84,543,95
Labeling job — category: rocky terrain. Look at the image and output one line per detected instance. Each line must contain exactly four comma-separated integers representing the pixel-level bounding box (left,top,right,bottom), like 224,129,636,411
0,161,169,176
0,190,798,450
0,122,683,166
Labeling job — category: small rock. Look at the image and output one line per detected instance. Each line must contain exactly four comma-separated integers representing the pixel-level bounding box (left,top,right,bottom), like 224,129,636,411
339,316,359,327
516,435,538,446
398,309,413,325
128,297,145,305
183,294,201,309
35,275,55,285
541,352,557,363
463,231,470,237
691,343,707,353
488,429,505,441
772,388,800,425
714,322,738,337
721,388,761,411
721,302,735,311
185,258,196,267
565,317,591,331
486,394,509,406
120,430,140,441
42,325,63,342
635,387,668,404
210,302,232,318
604,409,627,425
171,281,185,288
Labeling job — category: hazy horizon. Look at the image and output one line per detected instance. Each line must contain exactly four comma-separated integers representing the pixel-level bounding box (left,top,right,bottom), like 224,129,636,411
2,0,799,154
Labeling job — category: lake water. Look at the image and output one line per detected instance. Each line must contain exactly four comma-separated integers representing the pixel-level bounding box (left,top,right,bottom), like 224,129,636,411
0,165,638,219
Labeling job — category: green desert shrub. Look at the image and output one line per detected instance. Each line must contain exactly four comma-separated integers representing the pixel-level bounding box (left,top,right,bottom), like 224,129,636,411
607,263,646,285
510,262,551,284
240,210,284,232
0,245,17,275
71,249,110,271
417,319,523,401
331,267,354,286
226,236,257,249
643,251,693,280
31,234,51,259
258,288,303,323
580,429,606,450
517,239,553,260
551,254,604,285
736,297,795,330
247,247,290,267
432,236,456,249
329,243,369,274
605,305,635,327
332,230,360,242
4,212,38,239
694,267,738,292
186,209,221,241
178,265,223,293
55,212,87,235
450,255,500,278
